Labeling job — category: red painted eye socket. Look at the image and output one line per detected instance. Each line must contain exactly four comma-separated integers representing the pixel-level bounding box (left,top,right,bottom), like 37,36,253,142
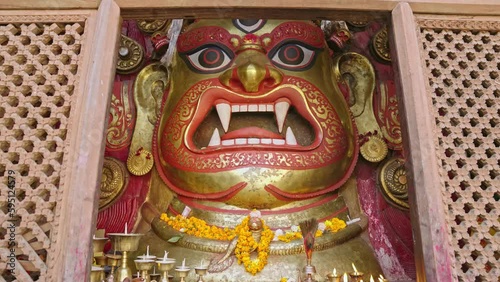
183,45,234,73
270,43,317,71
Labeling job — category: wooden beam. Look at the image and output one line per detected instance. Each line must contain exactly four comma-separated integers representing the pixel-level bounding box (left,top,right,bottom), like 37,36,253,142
117,0,391,19
0,0,100,10
47,0,121,281
114,0,500,19
122,7,390,21
391,2,455,281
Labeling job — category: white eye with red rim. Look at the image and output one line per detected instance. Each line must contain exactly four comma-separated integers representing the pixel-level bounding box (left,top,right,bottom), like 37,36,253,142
270,43,317,71
185,46,233,73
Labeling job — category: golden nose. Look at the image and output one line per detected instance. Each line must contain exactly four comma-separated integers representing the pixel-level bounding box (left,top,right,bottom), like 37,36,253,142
237,62,266,93
220,54,283,93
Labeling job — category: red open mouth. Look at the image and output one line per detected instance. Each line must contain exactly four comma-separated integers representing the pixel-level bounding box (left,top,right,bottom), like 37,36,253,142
185,86,323,153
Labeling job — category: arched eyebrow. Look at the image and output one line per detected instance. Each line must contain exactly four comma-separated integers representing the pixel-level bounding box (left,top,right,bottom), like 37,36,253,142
260,22,324,52
177,26,241,54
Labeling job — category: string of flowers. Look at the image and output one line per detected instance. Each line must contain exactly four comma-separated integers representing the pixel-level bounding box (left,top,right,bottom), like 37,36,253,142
159,213,236,240
234,215,274,275
160,213,347,274
276,217,347,243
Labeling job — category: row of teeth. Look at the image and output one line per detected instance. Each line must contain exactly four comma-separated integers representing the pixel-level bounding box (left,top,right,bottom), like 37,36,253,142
216,101,290,133
207,127,298,147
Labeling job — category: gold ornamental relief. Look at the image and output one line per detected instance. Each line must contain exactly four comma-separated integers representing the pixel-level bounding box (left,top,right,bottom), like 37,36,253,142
106,82,134,149
137,19,170,34
372,26,391,63
378,157,409,210
117,34,144,74
99,157,129,210
347,21,369,28
127,147,154,176
360,135,388,163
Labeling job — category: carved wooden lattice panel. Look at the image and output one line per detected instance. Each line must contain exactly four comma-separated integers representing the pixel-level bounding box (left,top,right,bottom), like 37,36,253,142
0,15,88,281
418,17,499,282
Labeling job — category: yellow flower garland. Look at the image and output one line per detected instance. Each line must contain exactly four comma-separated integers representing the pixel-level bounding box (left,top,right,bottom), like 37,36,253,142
160,213,346,274
276,217,346,243
325,217,347,232
160,213,236,240
234,216,274,275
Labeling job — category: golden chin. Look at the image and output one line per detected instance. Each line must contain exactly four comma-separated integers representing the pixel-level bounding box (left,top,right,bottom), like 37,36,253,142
158,155,355,209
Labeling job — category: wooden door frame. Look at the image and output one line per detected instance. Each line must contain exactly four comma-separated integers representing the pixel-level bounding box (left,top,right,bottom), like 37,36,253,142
2,0,498,281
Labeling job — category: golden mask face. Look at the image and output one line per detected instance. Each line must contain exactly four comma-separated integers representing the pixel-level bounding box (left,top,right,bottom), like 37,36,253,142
154,19,358,209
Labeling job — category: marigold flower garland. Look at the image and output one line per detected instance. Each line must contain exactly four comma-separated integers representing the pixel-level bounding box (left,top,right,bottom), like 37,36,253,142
160,213,347,274
234,216,274,275
159,213,236,240
276,217,346,242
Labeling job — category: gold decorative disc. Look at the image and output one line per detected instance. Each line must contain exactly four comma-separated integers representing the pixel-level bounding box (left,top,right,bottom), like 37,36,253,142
360,135,388,163
137,19,170,34
378,157,409,210
99,157,129,210
347,21,369,28
116,34,144,74
372,26,391,63
127,148,154,176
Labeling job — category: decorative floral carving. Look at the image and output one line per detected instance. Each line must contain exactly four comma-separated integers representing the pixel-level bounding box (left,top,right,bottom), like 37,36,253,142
106,81,135,150
416,17,500,31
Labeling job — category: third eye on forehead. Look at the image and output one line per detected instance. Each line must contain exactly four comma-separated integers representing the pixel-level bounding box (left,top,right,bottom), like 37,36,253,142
232,19,266,33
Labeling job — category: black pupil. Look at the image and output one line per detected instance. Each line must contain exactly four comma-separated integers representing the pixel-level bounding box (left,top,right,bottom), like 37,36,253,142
199,48,224,68
278,45,304,65
239,19,259,26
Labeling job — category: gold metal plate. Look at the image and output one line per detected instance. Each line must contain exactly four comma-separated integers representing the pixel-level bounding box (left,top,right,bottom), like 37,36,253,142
99,157,129,210
116,34,144,74
372,26,391,63
127,148,154,176
360,135,388,163
378,157,409,210
137,19,170,34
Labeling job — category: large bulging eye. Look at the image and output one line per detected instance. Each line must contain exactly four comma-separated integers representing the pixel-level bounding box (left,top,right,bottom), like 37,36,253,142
271,43,316,70
185,46,233,73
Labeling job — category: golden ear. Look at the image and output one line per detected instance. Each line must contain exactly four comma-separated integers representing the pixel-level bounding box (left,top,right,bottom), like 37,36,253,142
332,52,388,163
332,52,375,119
127,63,169,175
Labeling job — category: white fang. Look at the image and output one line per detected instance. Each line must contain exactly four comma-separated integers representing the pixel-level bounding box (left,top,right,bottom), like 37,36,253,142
275,101,290,133
285,127,297,145
208,128,221,147
216,103,231,132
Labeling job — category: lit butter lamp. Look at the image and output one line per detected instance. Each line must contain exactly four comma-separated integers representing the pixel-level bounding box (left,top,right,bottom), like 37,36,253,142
326,268,341,282
349,263,364,282
175,258,191,282
156,251,175,282
108,222,144,282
